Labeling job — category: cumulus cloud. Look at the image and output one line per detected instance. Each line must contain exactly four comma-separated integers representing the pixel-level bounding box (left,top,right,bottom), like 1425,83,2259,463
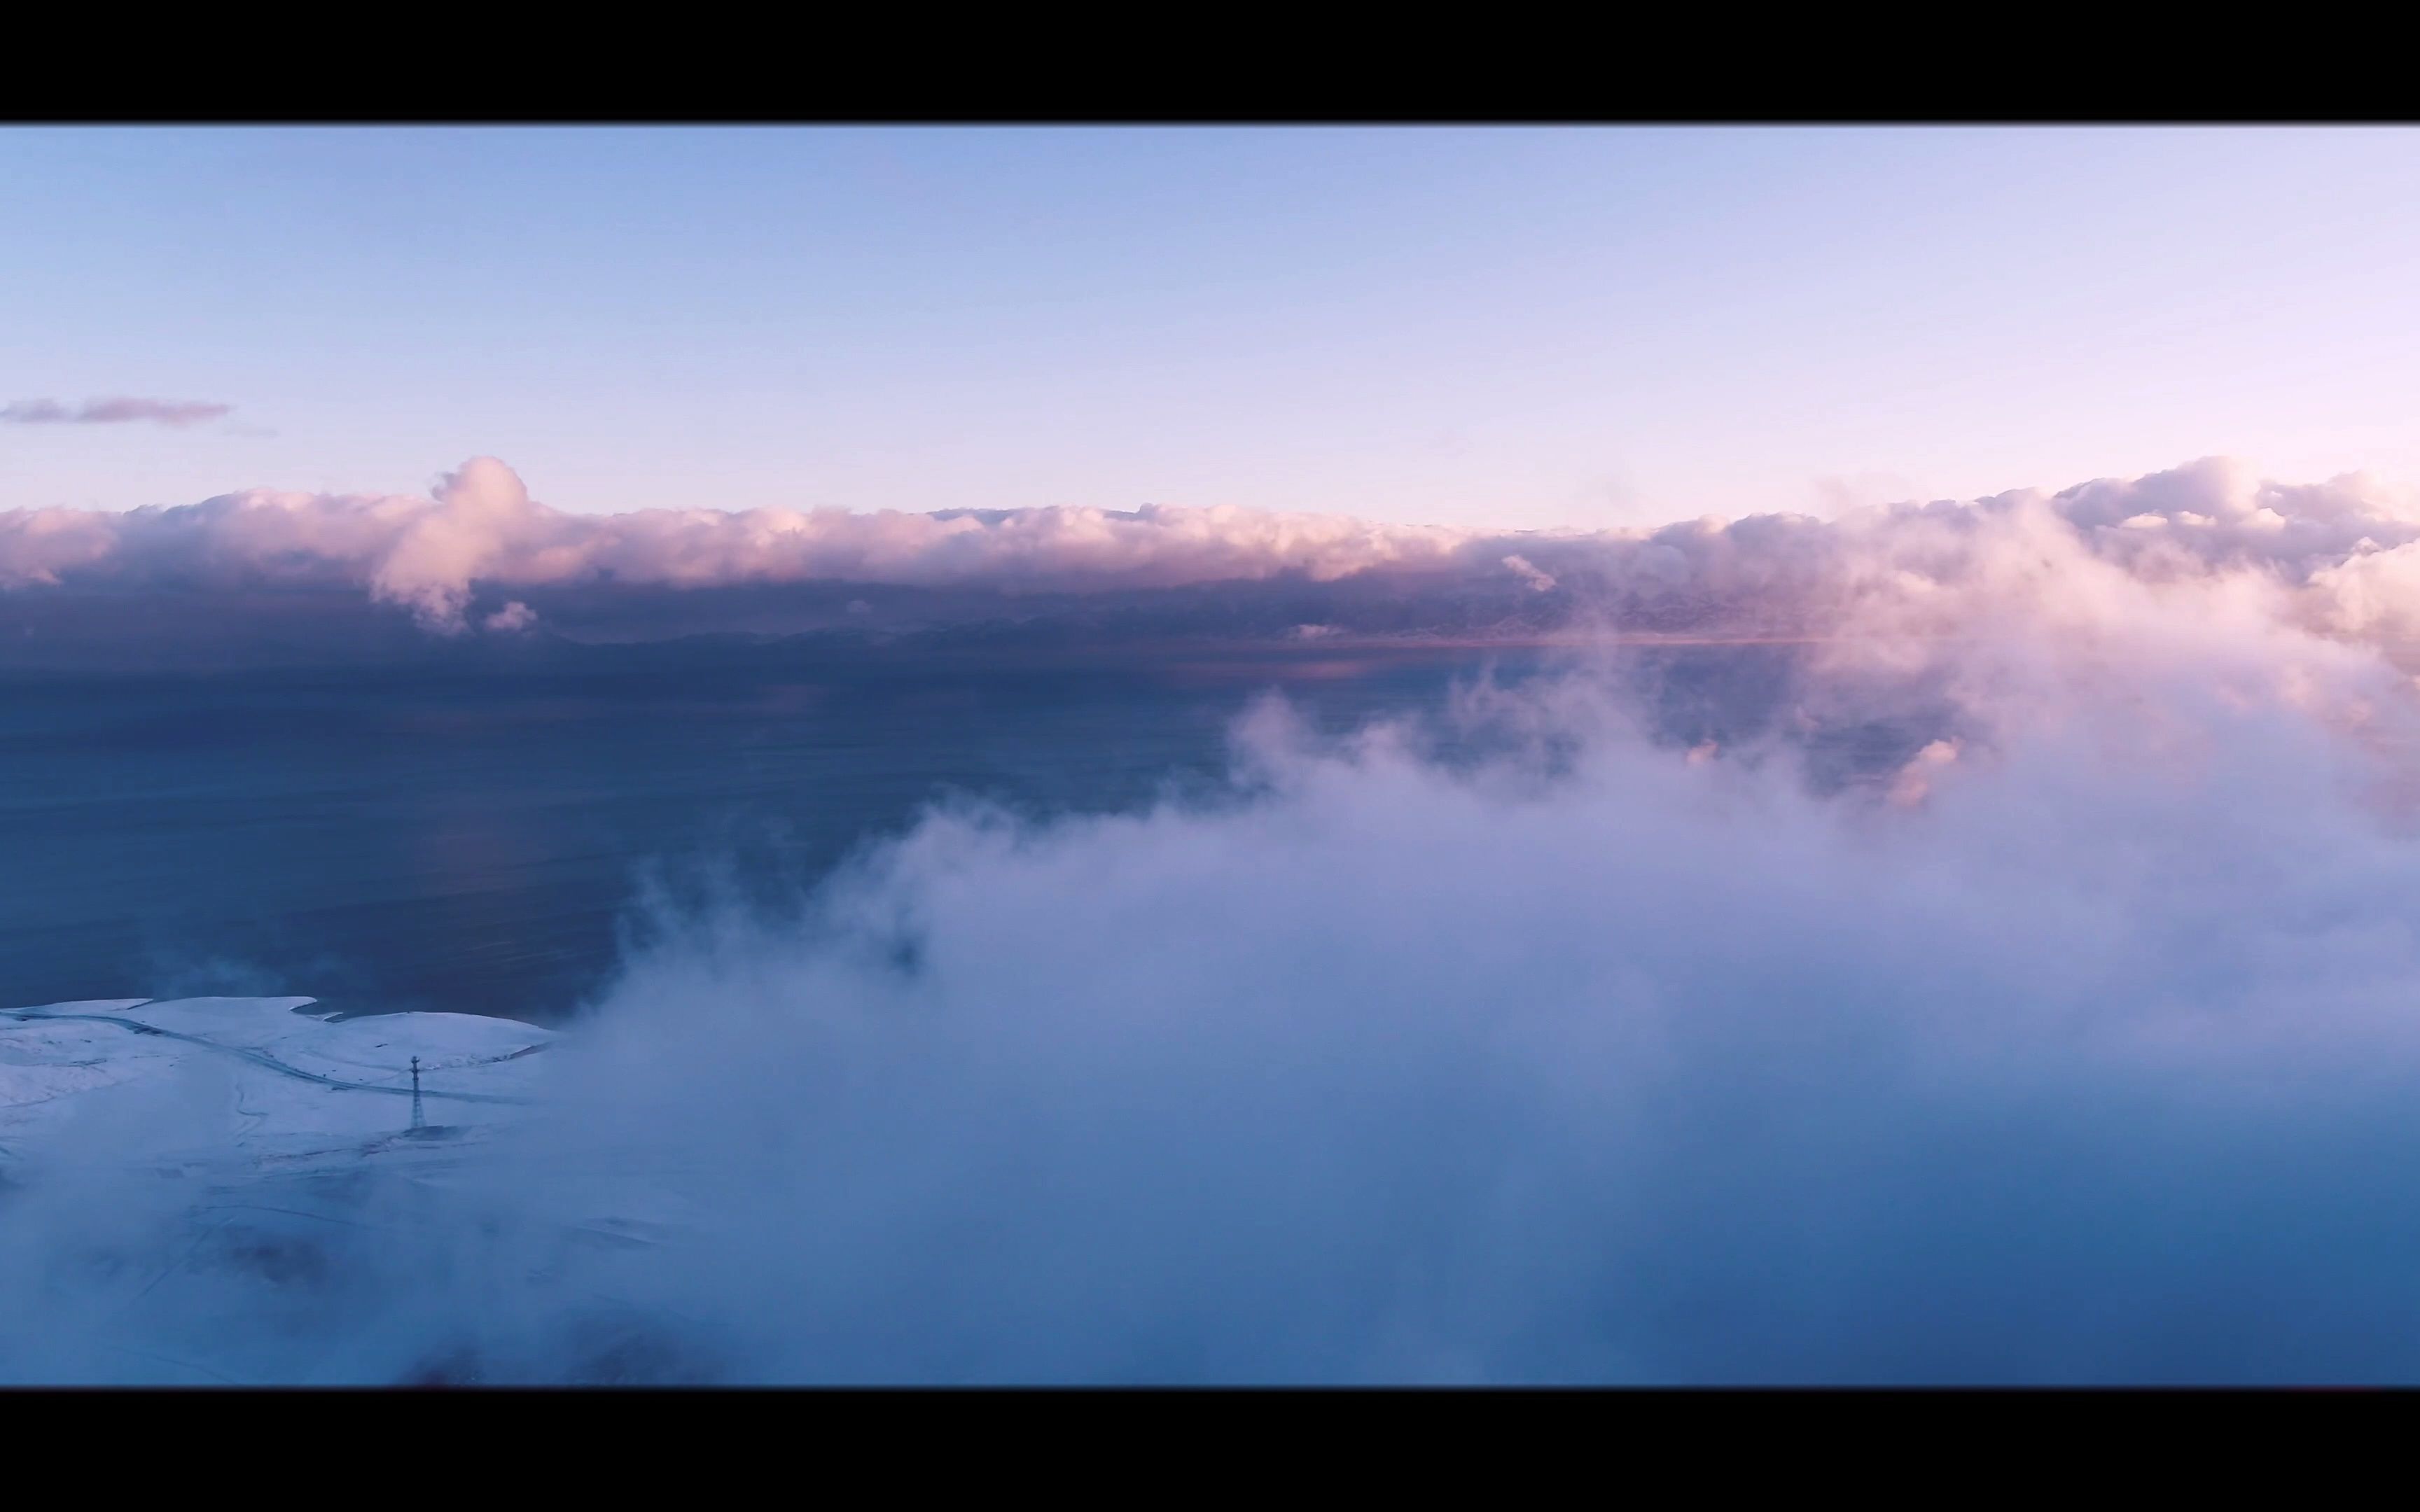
1,397,234,428
8,455,2420,655
0,457,1477,634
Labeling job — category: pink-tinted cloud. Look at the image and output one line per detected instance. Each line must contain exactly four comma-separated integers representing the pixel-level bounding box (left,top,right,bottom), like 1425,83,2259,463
0,456,1477,631
6,456,2420,657
1,397,234,428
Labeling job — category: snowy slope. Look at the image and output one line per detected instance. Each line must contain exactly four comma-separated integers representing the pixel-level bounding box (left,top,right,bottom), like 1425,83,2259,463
0,997,739,1384
0,996,555,1165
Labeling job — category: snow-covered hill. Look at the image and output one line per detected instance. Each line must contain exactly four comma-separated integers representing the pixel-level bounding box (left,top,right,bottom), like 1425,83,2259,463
0,996,552,1167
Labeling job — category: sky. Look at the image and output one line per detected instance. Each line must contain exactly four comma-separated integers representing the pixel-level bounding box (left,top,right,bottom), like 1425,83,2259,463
6,125,2420,528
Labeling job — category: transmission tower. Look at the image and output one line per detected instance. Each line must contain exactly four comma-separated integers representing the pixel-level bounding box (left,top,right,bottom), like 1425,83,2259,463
410,1055,426,1131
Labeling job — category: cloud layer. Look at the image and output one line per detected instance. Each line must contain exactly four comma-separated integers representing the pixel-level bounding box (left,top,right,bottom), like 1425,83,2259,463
8,456,2420,658
13,456,2420,1380
12,498,2420,1380
1,397,233,428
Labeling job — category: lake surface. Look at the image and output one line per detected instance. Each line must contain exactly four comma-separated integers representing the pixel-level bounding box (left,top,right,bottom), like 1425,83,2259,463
0,644,1568,1023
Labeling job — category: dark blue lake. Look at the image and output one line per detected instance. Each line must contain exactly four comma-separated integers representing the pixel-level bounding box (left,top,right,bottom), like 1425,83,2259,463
1,643,1577,1023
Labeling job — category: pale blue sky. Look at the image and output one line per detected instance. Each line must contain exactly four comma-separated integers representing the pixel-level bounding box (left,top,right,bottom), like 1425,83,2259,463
5,125,2419,526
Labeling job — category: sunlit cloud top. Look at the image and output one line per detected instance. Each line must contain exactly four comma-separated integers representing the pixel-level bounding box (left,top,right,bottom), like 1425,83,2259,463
8,456,2420,672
